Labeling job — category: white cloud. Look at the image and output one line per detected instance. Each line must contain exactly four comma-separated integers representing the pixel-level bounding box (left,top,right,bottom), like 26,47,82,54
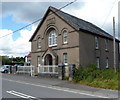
0,26,36,57
1,1,119,57
0,30,13,51
2,2,84,24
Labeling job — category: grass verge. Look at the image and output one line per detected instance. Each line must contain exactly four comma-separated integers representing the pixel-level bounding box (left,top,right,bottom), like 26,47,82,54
73,64,120,90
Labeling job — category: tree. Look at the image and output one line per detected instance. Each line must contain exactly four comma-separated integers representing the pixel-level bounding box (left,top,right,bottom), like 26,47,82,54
1,56,25,65
2,56,12,65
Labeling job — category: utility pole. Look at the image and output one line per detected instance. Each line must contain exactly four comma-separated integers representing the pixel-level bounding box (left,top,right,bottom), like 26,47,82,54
113,17,116,72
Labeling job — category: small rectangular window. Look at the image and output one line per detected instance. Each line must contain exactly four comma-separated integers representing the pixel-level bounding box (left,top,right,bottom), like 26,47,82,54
106,57,109,69
63,30,68,44
95,37,99,49
63,53,68,65
96,57,100,68
37,56,40,67
105,39,108,50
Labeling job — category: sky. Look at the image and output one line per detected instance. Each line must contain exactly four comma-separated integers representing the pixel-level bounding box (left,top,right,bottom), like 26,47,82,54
0,0,119,57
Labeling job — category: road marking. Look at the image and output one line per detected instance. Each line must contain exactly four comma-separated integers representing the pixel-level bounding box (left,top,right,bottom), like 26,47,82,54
3,78,110,98
6,90,36,99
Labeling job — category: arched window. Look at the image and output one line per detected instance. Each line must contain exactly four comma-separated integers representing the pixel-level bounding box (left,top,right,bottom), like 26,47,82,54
63,30,68,44
48,29,57,46
37,37,41,49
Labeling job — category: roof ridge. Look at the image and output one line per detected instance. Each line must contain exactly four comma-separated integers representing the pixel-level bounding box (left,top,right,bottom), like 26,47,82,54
30,6,119,42
50,6,112,36
49,6,114,39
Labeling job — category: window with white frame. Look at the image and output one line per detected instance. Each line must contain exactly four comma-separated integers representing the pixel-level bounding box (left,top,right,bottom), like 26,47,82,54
96,57,100,68
63,30,68,44
105,39,108,50
37,37,41,49
48,29,57,46
63,53,68,65
37,56,40,67
106,57,109,69
95,37,99,49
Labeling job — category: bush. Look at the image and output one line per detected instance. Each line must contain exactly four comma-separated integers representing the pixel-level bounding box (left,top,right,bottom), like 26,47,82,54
73,67,83,82
86,76,94,83
99,69,118,80
73,64,98,82
73,63,120,90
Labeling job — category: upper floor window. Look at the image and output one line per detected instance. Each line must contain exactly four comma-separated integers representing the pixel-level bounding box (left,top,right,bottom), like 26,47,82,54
37,37,41,49
48,29,57,46
95,37,99,49
105,39,108,51
63,30,68,44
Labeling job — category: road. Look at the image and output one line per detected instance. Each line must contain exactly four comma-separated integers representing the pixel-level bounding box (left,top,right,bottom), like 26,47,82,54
1,74,116,100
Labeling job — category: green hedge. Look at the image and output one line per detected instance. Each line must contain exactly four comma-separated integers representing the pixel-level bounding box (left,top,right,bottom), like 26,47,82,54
73,64,120,90
73,64,99,82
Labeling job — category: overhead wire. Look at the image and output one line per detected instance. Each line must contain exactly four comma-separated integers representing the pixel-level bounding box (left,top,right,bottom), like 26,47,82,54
101,0,118,28
0,0,77,39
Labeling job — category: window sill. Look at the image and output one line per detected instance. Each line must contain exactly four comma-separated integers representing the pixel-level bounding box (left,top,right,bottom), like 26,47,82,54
63,42,68,45
38,46,41,49
105,49,109,52
49,44,57,47
64,63,68,66
37,48,41,51
95,48,99,50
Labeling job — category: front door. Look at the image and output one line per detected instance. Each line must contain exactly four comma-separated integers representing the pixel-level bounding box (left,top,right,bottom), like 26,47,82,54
44,54,52,65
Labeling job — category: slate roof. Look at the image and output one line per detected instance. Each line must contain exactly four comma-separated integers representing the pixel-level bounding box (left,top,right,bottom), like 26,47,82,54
29,6,119,42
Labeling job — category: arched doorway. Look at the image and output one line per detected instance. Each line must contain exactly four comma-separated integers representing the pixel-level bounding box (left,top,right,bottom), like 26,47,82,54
44,54,53,65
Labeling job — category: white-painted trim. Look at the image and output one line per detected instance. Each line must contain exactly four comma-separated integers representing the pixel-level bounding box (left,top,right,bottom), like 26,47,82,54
64,63,68,66
6,90,36,98
63,41,68,44
49,44,57,47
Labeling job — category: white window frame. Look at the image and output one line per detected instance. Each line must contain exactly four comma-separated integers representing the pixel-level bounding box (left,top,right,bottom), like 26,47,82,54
63,53,68,65
37,56,41,67
63,30,68,44
48,29,57,47
105,39,108,51
95,37,99,49
106,57,109,69
96,57,100,68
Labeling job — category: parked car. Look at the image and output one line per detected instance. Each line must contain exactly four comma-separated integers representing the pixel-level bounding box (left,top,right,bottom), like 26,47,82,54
0,65,10,73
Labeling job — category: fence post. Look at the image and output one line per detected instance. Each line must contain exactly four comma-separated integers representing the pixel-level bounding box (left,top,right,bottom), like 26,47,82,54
38,66,39,74
53,65,55,73
69,64,76,81
58,63,65,80
30,66,32,76
48,65,49,73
